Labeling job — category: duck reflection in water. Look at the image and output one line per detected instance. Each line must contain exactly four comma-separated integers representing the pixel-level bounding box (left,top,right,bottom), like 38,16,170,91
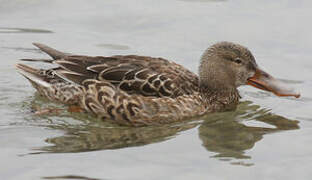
198,101,299,163
29,98,299,165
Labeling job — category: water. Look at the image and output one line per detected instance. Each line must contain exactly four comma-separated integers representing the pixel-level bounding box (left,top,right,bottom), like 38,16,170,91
1,0,312,179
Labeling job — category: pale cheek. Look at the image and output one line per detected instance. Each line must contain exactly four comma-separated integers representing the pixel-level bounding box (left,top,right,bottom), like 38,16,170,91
248,71,255,79
236,70,254,86
235,72,245,86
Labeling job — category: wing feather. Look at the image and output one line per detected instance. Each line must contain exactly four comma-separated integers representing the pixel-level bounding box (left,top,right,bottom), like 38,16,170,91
24,43,199,98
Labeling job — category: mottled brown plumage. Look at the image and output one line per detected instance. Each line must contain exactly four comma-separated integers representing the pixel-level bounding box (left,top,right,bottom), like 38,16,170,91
16,42,299,126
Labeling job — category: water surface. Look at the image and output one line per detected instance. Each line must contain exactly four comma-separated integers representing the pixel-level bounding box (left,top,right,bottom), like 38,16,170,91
1,0,312,179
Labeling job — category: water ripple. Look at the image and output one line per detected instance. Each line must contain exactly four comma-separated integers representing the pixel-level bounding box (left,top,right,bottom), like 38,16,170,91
0,27,53,34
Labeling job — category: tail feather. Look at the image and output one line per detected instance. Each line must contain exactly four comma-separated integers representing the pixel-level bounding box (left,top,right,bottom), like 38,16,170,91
15,63,51,88
20,58,54,63
32,43,70,60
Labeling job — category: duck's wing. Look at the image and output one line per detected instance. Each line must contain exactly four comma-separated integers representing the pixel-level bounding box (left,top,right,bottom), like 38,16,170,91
54,55,199,97
24,43,199,98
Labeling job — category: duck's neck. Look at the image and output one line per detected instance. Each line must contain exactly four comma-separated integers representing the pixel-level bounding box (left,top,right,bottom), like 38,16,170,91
198,48,241,111
199,85,240,112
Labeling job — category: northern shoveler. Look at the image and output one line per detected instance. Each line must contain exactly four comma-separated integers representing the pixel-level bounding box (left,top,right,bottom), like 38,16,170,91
16,42,300,126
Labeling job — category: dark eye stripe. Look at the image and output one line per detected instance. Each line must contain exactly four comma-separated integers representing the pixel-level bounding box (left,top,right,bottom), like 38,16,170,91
226,57,242,64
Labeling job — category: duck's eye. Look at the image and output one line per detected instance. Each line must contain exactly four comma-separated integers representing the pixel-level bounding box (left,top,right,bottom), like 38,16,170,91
234,58,242,64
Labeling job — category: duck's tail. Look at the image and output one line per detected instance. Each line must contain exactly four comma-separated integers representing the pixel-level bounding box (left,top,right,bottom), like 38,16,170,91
20,43,71,64
15,63,52,88
16,63,83,104
34,43,70,60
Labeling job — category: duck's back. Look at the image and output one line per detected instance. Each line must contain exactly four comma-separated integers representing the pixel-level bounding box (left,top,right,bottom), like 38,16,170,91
52,54,199,98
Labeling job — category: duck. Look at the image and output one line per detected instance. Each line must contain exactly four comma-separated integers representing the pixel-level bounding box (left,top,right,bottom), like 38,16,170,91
16,42,300,126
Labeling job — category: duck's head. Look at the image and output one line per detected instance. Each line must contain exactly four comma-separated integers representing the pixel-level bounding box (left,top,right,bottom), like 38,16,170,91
199,42,300,98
